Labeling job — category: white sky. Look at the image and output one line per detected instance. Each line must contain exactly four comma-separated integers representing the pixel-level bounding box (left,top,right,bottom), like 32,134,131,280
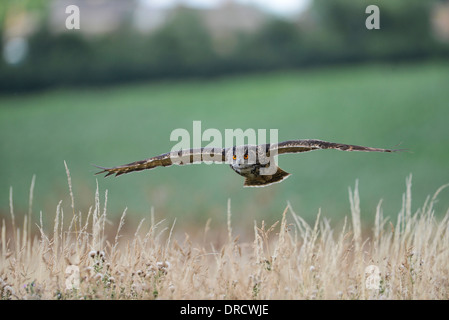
139,0,312,17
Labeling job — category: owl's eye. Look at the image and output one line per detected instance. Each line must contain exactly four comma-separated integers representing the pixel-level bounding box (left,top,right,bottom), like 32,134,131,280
233,155,237,160
244,154,248,160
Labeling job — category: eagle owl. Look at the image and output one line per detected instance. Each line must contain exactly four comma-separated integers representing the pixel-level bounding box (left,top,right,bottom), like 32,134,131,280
95,139,401,187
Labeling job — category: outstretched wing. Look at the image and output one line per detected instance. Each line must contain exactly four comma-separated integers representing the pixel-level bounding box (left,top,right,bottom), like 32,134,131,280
269,139,401,155
95,147,225,177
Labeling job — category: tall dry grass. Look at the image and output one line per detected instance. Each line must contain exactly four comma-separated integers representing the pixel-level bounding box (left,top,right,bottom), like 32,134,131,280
1,171,448,300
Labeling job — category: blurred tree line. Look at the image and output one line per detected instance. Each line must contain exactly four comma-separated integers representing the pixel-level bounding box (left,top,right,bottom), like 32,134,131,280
0,0,448,92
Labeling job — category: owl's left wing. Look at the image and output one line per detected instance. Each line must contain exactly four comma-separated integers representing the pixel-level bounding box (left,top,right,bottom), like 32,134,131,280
267,139,401,155
95,147,225,177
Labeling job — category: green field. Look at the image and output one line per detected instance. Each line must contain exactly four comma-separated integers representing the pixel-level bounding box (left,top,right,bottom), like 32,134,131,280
1,61,449,228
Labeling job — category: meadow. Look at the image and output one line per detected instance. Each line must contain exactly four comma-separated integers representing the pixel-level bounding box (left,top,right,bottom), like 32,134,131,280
1,172,448,299
1,61,449,299
1,61,449,230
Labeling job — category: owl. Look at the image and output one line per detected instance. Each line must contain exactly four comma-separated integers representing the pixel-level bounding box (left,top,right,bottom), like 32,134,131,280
95,139,401,187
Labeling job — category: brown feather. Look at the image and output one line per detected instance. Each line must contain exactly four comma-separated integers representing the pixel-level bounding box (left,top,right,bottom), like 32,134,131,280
271,139,403,155
243,167,291,187
94,147,225,177
94,139,404,182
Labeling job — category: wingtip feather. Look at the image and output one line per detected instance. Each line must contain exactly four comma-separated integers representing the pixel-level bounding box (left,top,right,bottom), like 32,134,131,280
92,164,114,177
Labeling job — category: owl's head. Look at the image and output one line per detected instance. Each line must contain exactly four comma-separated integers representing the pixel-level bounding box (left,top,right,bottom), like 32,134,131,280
226,145,259,167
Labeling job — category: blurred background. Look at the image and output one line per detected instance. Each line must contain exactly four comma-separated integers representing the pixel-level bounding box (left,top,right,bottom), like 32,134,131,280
1,0,449,233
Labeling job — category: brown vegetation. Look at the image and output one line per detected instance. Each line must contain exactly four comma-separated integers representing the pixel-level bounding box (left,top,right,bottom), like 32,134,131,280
1,171,448,299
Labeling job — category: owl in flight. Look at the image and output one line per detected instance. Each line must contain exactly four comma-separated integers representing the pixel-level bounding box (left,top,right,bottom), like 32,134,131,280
95,139,401,187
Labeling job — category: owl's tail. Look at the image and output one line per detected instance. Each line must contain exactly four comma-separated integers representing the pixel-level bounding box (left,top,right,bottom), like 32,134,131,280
243,166,291,187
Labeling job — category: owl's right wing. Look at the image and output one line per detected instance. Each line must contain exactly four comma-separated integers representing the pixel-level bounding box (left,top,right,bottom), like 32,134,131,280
95,147,226,177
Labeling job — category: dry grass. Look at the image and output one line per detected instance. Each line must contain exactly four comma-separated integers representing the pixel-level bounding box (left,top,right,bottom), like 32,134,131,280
1,173,449,300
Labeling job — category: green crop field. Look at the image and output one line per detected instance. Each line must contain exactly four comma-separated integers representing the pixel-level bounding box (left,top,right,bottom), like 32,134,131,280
1,61,449,229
